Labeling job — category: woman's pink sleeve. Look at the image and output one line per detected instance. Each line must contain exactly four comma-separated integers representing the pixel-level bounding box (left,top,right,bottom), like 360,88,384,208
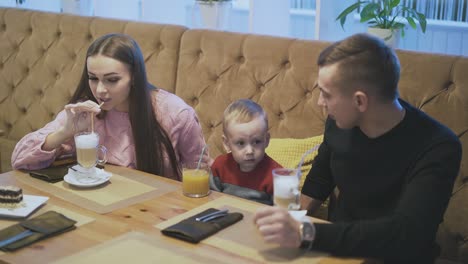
11,110,74,170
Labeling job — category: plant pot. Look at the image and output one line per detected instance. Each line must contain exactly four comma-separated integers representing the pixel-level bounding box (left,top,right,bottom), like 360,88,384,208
367,27,400,48
195,1,232,30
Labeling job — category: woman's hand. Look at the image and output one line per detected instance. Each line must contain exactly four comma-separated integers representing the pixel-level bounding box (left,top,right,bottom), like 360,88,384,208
60,100,102,138
42,100,101,152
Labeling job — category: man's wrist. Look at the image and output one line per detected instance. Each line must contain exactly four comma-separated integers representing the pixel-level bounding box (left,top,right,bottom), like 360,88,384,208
299,221,315,250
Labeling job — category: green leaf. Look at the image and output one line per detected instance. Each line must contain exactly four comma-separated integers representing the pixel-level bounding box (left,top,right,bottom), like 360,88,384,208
418,12,427,33
406,17,416,29
394,22,405,29
361,3,380,23
336,2,364,28
389,0,400,9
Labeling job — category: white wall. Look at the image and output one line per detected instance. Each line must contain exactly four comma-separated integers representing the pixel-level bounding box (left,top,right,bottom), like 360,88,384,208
1,0,466,56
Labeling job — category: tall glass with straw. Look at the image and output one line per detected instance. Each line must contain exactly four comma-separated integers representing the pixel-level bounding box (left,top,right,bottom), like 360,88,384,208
272,143,321,210
182,145,211,198
73,102,107,174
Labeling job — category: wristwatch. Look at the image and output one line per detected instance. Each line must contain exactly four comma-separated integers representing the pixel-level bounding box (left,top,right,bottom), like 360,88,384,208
299,221,315,250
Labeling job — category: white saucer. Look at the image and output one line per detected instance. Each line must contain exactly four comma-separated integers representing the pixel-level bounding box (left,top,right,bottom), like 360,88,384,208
64,166,112,188
0,195,49,218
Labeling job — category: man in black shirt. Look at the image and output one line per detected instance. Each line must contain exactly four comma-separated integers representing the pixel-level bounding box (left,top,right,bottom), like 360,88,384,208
253,33,461,263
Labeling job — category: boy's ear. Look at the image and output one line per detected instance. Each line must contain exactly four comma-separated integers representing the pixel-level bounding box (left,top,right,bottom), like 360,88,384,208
222,135,231,153
265,132,271,148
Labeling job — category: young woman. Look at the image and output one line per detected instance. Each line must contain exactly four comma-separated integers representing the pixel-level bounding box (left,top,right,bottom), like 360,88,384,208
12,33,206,181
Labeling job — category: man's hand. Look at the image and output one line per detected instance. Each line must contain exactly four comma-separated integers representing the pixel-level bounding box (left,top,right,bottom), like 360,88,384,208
253,206,302,248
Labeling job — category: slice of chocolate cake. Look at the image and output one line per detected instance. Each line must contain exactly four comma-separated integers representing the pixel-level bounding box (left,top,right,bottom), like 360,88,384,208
0,186,23,204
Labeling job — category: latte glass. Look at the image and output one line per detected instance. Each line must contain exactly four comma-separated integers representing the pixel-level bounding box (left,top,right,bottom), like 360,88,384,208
74,132,107,171
273,168,300,210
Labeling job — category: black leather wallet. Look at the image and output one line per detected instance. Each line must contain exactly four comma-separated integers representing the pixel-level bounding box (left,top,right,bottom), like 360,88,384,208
29,163,104,183
0,211,77,251
161,208,243,243
28,164,73,183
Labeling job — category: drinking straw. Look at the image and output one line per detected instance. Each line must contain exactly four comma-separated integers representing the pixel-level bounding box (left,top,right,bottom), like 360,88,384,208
197,144,208,170
91,102,104,134
296,143,321,180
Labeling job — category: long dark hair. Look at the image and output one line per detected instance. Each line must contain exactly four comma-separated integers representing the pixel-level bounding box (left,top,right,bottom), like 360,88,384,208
70,33,180,178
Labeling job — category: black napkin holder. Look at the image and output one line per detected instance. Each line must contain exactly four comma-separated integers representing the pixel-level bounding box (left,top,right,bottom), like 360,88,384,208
161,208,243,243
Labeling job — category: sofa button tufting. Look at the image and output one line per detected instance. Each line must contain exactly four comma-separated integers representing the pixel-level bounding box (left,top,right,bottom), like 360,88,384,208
305,91,312,97
238,56,245,63
21,107,27,114
28,27,33,34
278,112,284,120
0,24,5,31
56,31,61,37
192,97,199,105
282,60,291,68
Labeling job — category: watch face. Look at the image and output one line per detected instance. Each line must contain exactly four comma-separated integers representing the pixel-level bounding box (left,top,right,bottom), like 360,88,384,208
302,222,315,241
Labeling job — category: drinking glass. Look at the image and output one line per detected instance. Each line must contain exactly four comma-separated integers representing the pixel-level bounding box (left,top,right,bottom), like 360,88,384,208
272,168,300,210
182,162,211,198
74,132,107,172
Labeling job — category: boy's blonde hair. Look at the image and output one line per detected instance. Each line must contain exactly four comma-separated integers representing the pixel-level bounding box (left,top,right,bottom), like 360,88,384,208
223,99,268,133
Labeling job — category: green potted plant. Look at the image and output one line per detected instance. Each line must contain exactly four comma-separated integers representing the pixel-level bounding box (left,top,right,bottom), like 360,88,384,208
336,0,427,47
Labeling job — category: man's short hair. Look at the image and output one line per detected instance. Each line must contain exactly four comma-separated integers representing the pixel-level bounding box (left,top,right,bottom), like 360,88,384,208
317,33,400,102
223,99,268,133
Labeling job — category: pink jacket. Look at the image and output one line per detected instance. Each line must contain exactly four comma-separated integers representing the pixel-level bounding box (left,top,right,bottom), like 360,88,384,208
11,89,206,181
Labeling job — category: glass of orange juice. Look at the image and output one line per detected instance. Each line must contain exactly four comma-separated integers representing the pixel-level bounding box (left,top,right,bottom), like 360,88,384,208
182,162,211,198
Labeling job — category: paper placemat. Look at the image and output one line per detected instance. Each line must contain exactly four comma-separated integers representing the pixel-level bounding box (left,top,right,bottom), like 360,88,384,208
156,196,328,263
51,232,227,264
17,170,178,214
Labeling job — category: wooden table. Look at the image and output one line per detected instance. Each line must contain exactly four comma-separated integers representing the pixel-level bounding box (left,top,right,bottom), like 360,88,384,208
0,129,4,172
0,165,363,263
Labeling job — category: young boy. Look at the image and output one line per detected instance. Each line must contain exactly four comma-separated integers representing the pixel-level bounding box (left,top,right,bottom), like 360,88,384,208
210,99,282,205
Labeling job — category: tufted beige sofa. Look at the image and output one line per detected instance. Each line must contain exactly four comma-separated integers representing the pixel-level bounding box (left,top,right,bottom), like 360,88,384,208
0,8,467,263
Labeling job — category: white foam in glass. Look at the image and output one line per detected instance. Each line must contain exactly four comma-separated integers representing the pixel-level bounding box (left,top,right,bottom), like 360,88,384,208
75,133,99,149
